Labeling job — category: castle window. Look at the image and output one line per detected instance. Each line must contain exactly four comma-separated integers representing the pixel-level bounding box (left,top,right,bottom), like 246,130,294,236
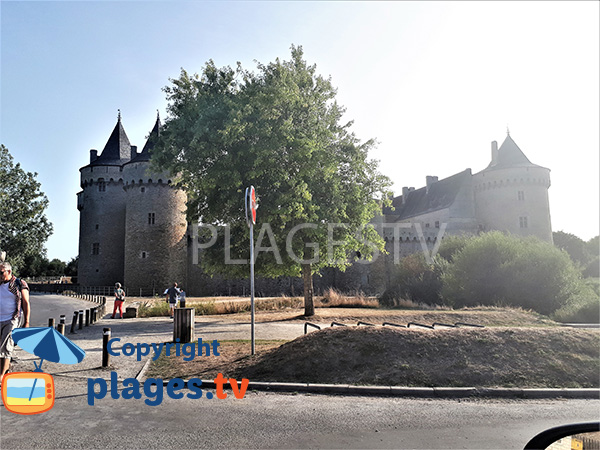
518,190,525,201
95,224,99,230
425,223,430,228
148,213,155,225
98,179,106,192
519,216,528,228
141,187,145,193
435,221,440,228
92,243,100,255
141,251,148,259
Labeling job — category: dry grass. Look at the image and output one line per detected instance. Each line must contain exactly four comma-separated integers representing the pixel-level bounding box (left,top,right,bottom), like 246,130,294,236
316,288,378,308
150,327,600,388
136,292,382,317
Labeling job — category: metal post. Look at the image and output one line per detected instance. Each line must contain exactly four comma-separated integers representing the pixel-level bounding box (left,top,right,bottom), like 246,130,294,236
70,311,78,334
59,315,66,325
57,323,65,335
78,310,84,330
102,328,111,367
250,221,255,355
85,309,90,326
48,318,55,328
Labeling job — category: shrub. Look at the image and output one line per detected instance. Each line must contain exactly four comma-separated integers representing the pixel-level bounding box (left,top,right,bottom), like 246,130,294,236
138,301,171,317
553,290,600,323
437,234,471,262
380,253,448,307
441,232,586,315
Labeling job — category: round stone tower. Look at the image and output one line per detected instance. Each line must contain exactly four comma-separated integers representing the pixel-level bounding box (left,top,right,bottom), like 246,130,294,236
122,115,188,295
77,113,134,286
473,133,552,243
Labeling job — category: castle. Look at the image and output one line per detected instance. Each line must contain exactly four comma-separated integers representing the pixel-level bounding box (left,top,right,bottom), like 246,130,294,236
77,114,552,295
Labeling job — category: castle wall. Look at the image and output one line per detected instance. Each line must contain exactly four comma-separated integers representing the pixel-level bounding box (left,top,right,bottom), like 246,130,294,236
473,166,552,243
77,168,127,286
122,162,188,294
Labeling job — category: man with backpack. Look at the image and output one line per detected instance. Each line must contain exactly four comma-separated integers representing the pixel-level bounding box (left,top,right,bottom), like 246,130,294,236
0,261,30,381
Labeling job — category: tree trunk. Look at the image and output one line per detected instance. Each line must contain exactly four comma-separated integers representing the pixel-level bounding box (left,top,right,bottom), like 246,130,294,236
302,262,315,316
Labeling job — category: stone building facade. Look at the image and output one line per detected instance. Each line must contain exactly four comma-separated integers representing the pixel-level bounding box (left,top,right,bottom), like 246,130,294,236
77,115,552,295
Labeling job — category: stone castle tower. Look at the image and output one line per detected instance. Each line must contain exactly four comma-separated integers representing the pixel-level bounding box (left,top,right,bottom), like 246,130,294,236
77,113,187,291
473,133,552,243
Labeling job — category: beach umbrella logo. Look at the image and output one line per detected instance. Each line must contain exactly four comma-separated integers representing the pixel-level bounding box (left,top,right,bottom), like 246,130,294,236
1,327,85,415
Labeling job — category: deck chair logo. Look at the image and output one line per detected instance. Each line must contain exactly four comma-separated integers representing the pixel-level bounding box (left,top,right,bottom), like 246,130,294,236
1,327,85,415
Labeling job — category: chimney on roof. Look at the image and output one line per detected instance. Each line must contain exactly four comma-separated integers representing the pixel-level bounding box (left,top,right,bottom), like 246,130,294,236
402,187,409,205
90,149,98,163
130,145,138,160
491,141,498,166
426,176,438,194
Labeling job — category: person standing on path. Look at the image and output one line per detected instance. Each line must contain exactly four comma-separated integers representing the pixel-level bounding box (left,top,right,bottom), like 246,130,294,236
165,282,180,319
178,288,186,308
0,262,30,381
112,282,126,319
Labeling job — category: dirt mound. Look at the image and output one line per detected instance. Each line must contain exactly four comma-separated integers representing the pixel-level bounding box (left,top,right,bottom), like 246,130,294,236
230,327,599,388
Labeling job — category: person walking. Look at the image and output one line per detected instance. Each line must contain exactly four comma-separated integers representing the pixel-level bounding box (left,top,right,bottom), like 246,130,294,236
165,282,180,319
112,282,126,319
0,262,30,381
178,288,186,308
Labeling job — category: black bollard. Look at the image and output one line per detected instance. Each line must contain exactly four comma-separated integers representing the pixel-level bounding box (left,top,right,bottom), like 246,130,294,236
60,315,66,325
57,323,65,335
85,309,90,327
70,311,78,334
48,318,55,328
102,328,111,368
78,310,84,330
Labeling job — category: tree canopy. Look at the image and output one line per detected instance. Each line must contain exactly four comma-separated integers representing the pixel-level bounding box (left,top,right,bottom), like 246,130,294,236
153,46,391,315
0,144,53,273
442,231,586,315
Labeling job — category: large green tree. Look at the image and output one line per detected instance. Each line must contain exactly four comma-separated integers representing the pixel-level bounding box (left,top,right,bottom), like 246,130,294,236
153,46,391,315
0,144,53,273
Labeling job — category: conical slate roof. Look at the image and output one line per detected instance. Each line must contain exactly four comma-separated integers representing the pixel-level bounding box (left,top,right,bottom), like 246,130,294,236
129,114,160,164
91,113,132,166
485,134,541,170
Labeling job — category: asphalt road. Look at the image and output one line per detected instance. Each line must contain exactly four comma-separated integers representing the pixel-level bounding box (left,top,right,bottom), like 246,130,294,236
4,294,599,449
27,292,100,327
1,385,599,449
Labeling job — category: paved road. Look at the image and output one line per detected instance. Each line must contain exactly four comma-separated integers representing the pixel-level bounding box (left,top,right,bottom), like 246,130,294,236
3,294,599,449
28,292,101,327
1,387,598,449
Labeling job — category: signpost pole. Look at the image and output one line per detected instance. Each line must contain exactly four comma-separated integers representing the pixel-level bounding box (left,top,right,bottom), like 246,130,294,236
245,186,257,356
250,220,255,355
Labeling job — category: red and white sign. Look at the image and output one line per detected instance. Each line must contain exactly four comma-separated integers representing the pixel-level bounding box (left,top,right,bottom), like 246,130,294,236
245,186,257,226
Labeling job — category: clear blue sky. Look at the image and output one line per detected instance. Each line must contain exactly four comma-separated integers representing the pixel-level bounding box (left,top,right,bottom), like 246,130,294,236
1,1,598,262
